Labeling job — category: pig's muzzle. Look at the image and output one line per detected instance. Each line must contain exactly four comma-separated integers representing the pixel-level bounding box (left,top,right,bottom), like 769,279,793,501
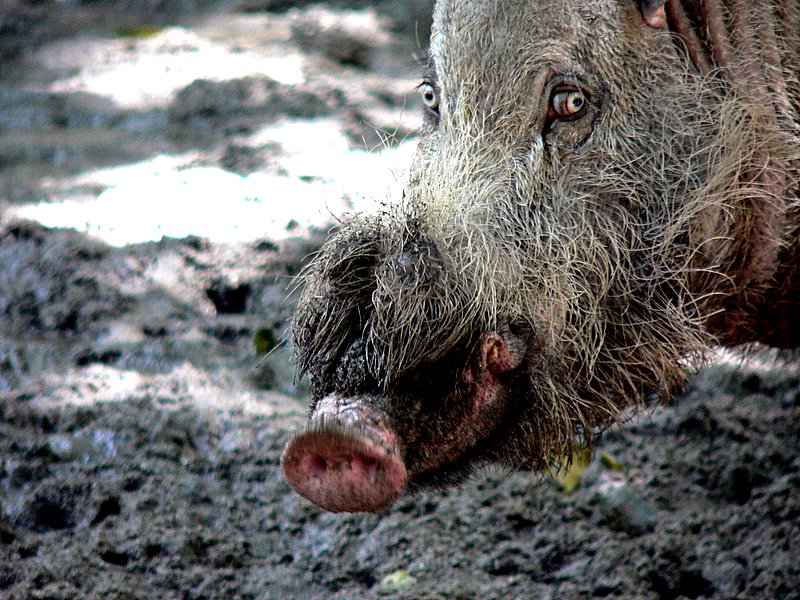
281,395,407,512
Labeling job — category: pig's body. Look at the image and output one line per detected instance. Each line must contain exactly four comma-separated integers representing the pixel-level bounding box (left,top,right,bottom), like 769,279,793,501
283,0,800,512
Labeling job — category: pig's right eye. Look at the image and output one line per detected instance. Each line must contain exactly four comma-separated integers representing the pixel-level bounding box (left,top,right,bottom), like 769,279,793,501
418,82,440,116
549,87,589,120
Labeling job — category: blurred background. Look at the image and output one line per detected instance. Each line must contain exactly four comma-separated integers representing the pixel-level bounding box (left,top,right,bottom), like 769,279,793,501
0,0,433,404
1,0,432,244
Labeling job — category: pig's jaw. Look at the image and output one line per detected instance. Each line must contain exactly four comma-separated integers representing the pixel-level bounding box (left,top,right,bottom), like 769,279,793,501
282,330,522,512
281,361,512,513
403,361,510,482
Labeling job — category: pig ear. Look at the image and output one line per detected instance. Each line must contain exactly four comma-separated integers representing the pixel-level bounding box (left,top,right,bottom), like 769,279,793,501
480,329,525,375
638,0,667,29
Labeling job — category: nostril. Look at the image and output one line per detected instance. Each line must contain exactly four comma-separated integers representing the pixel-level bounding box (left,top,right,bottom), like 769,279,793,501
302,452,379,479
352,453,379,479
303,453,329,477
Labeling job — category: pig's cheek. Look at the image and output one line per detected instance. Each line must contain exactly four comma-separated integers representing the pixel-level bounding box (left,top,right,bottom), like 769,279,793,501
467,367,502,420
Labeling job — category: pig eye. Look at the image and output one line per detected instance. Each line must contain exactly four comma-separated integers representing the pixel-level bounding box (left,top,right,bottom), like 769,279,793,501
549,87,589,120
418,82,440,114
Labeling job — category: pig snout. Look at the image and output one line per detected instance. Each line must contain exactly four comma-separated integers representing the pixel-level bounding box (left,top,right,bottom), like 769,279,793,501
281,396,407,512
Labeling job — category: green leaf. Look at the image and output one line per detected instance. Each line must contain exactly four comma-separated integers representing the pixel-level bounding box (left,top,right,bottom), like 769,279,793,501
547,447,592,494
253,328,277,355
600,451,625,471
114,26,163,39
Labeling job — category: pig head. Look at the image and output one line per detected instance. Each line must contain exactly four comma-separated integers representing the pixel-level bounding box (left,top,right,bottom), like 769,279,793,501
283,0,800,512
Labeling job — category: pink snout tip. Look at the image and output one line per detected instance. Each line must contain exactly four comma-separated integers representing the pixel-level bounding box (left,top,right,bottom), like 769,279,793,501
281,428,407,513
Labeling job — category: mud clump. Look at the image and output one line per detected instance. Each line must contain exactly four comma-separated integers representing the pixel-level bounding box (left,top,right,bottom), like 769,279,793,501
0,222,131,338
168,76,344,134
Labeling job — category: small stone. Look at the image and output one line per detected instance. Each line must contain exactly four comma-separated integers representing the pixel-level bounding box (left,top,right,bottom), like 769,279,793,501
592,475,657,536
47,435,74,459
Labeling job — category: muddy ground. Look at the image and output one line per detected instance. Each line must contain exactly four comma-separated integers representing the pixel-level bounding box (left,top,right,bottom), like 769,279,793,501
0,2,798,599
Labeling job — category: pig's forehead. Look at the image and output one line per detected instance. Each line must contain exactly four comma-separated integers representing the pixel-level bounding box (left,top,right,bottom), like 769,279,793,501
430,0,625,77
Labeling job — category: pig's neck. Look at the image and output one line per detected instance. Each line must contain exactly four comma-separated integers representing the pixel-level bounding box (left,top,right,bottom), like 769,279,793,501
748,219,800,349
670,0,800,347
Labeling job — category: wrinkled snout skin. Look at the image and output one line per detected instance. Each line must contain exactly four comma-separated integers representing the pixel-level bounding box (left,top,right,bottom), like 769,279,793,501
283,0,800,512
